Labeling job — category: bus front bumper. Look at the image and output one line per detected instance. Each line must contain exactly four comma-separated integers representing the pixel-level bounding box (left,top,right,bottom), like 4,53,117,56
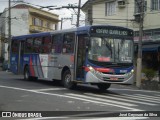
85,71,134,84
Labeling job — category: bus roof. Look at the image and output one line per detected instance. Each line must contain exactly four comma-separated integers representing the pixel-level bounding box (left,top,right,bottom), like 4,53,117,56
12,25,133,40
12,32,51,40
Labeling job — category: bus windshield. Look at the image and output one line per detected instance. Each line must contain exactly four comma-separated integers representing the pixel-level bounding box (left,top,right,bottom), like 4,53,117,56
88,37,133,64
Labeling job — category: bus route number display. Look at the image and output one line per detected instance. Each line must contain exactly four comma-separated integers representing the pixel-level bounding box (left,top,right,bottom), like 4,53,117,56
90,27,131,36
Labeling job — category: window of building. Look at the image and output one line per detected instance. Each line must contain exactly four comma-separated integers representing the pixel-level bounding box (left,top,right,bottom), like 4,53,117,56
153,30,160,35
39,19,43,27
62,33,75,53
151,0,160,11
34,18,40,26
32,17,35,25
32,17,43,26
134,31,139,37
46,22,51,28
135,0,147,14
87,9,92,22
105,1,116,16
143,31,152,36
52,34,62,53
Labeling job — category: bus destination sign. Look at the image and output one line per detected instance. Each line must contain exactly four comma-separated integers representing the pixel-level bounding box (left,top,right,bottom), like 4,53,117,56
90,27,133,36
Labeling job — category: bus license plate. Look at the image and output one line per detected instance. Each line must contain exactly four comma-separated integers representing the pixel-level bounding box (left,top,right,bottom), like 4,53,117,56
110,77,118,80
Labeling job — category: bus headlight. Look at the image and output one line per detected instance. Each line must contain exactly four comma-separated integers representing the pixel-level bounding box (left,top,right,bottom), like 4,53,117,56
125,69,134,77
131,69,134,73
88,66,94,72
88,66,102,79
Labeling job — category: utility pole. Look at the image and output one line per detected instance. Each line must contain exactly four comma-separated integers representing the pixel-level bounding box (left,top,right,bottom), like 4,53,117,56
61,18,63,30
60,17,72,29
76,0,81,27
42,3,81,27
0,27,2,59
136,0,144,87
8,0,11,69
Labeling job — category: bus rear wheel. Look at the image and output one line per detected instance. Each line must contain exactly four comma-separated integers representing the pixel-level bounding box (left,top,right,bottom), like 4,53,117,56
62,70,76,89
97,83,111,91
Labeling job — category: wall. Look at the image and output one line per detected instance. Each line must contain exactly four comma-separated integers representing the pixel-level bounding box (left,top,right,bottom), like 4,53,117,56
91,0,135,28
11,9,29,36
83,0,160,31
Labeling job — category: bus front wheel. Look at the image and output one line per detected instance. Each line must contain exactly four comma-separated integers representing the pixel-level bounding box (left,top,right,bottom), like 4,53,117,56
62,70,76,89
97,83,111,91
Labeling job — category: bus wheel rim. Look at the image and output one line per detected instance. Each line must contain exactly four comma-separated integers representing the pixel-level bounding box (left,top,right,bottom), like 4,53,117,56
25,70,29,79
65,74,71,85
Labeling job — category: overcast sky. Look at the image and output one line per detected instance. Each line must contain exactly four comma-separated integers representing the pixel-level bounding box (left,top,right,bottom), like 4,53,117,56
0,0,87,29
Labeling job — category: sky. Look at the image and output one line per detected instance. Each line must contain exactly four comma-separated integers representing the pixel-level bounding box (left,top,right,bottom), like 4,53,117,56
0,0,87,29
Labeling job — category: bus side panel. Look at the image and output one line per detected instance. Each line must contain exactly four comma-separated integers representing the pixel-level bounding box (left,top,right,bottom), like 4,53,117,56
23,54,43,78
39,54,48,79
59,54,74,79
47,54,74,81
48,54,60,80
10,54,18,74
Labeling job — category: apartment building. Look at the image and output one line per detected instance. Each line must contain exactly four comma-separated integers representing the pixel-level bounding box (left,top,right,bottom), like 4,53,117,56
82,0,160,41
82,0,160,77
0,3,59,61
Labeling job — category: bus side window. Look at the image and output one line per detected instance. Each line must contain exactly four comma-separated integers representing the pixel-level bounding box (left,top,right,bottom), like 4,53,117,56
52,34,62,53
11,40,19,54
63,33,75,53
42,36,52,53
25,38,34,53
34,37,42,53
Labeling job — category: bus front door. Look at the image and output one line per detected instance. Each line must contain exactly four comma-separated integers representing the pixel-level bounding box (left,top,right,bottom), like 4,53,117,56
76,35,88,80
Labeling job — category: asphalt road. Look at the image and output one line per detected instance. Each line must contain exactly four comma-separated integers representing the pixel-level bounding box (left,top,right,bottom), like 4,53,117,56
0,71,160,120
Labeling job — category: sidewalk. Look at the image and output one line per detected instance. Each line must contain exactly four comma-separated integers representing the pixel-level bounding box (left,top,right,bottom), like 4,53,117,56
112,82,160,91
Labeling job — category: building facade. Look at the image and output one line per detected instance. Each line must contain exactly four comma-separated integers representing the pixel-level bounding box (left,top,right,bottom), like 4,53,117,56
0,3,59,61
82,0,160,41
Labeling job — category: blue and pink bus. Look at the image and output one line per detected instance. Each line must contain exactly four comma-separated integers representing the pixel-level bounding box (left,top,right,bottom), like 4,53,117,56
10,25,134,90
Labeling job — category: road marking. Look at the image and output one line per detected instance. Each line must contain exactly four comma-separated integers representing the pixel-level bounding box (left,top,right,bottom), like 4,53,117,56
32,88,67,92
0,85,141,111
110,88,160,94
155,94,160,97
122,94,160,103
84,93,157,106
66,93,136,106
67,93,136,107
104,93,160,104
135,94,160,100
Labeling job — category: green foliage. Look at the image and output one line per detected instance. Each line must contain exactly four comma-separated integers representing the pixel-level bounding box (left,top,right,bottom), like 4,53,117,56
142,68,156,81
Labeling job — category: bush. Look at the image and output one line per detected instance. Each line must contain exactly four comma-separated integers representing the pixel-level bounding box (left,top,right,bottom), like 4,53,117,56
142,68,156,81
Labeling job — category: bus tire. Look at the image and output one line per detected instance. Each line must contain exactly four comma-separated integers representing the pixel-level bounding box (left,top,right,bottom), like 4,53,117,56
62,70,76,89
97,83,111,91
24,66,31,80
